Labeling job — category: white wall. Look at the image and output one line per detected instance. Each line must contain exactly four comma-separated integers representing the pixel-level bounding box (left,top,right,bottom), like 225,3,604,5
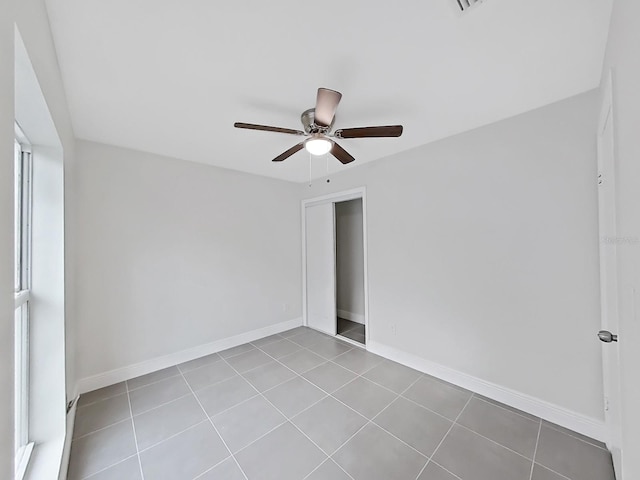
600,0,640,476
303,90,603,424
74,140,302,383
0,1,16,478
335,199,365,323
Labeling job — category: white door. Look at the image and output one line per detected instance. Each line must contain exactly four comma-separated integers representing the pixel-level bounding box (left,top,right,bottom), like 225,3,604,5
597,73,622,477
305,202,337,335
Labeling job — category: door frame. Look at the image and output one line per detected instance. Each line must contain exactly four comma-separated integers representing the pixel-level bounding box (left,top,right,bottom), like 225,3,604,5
301,187,370,346
597,69,623,476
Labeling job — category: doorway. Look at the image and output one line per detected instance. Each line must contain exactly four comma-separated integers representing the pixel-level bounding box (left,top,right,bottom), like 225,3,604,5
303,188,368,346
335,198,366,345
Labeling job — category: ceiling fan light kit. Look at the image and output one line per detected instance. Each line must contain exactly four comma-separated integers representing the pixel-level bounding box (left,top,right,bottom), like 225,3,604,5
305,135,332,156
234,88,404,165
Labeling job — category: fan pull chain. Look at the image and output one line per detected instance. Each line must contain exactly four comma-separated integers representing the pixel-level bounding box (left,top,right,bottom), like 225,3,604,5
325,153,330,184
308,152,312,187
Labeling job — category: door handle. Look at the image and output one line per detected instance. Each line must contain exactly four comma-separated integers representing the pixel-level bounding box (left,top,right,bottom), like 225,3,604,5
598,330,618,343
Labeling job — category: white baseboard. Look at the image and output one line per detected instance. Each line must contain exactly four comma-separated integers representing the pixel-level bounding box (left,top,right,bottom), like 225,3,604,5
367,340,605,442
337,309,365,325
57,397,78,480
76,317,303,394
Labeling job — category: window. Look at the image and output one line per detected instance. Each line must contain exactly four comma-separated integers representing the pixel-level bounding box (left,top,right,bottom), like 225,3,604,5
14,129,33,478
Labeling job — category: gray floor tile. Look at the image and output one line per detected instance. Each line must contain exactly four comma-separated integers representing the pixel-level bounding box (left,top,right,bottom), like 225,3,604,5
333,377,396,419
242,360,296,392
139,422,229,480
182,361,237,391
74,393,131,438
363,360,421,394
83,456,141,480
258,338,302,359
263,376,326,418
292,396,368,455
374,397,452,456
235,422,326,480
197,457,246,480
177,353,222,373
541,419,606,449
536,425,615,480
305,338,352,360
212,395,286,453
288,330,329,348
303,361,357,393
475,394,539,422
251,333,284,347
333,423,427,480
68,420,137,479
531,463,568,480
305,459,352,480
403,375,471,420
219,343,255,359
133,394,207,451
457,396,540,458
332,349,384,375
79,383,126,407
279,326,309,338
128,375,191,415
225,348,272,373
127,366,181,391
432,425,531,480
417,462,460,480
279,349,326,374
195,375,257,417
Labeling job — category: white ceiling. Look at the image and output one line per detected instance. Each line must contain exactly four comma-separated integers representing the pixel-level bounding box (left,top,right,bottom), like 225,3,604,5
45,0,612,183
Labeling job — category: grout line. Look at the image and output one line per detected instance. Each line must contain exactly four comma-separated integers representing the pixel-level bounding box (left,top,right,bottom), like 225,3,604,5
426,460,464,480
73,416,133,441
125,380,146,480
454,423,536,462
529,419,543,480
542,421,608,451
327,374,425,477
79,453,139,479
473,394,540,423
217,355,333,472
191,454,237,480
415,393,473,480
136,419,210,454
533,463,572,480
177,368,250,480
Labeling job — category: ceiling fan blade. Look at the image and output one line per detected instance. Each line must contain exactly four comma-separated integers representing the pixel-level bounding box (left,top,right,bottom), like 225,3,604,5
234,122,305,136
314,88,342,127
334,125,403,139
330,142,355,164
272,142,305,162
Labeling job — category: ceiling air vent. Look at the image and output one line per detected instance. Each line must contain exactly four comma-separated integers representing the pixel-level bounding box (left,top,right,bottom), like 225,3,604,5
455,0,483,13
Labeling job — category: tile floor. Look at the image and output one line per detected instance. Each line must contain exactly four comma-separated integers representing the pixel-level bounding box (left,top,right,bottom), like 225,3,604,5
68,327,615,480
336,318,365,345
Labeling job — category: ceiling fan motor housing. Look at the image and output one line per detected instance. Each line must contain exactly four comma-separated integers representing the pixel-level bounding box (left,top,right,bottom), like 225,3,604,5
301,108,334,134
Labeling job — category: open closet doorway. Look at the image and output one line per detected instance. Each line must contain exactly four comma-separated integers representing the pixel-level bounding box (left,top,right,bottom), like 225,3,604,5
303,188,368,347
335,199,366,344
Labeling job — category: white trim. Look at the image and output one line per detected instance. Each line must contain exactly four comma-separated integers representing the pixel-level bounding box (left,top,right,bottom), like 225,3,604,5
15,442,34,480
368,340,606,441
57,398,78,480
14,289,30,308
76,318,303,394
337,309,365,325
301,187,370,345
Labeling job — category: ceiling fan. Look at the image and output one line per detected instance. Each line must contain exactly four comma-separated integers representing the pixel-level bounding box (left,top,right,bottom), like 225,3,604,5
234,88,403,164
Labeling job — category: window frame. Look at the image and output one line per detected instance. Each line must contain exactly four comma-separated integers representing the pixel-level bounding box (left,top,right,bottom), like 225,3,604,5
14,123,34,479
